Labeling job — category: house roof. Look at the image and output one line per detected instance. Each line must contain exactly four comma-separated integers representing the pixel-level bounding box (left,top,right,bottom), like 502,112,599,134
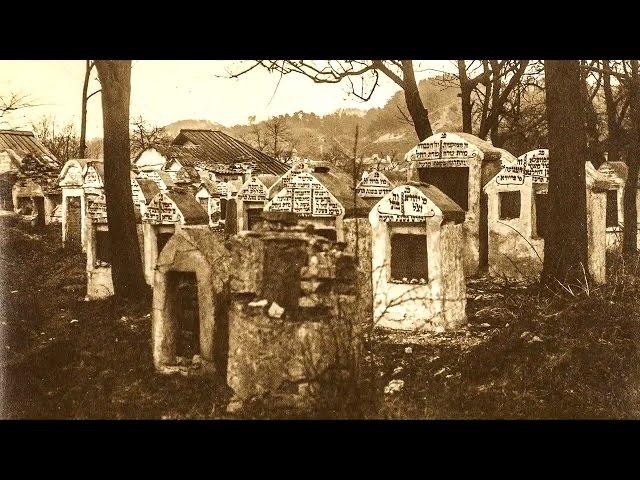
171,129,289,175
163,190,209,225
0,130,58,164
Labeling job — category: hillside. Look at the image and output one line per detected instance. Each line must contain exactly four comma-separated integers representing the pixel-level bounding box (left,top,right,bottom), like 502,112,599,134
226,76,462,161
150,76,462,163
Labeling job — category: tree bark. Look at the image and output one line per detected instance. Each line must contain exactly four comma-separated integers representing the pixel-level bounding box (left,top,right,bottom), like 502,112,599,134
95,60,146,299
401,60,433,141
542,60,590,287
602,60,620,163
80,61,92,158
623,59,640,255
457,60,473,134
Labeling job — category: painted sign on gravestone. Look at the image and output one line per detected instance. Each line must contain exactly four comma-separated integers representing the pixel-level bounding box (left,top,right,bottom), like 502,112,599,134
377,185,436,223
411,132,476,168
143,193,181,225
86,193,107,223
496,149,549,185
267,172,344,217
83,165,103,189
238,177,267,202
356,171,393,198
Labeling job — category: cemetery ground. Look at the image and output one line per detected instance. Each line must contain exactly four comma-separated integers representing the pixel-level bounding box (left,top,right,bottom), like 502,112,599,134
3,216,640,419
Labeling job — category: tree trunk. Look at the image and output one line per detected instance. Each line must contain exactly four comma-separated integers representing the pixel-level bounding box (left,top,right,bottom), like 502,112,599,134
80,60,91,159
457,60,473,134
401,60,433,141
95,60,146,299
602,60,620,163
542,60,590,287
623,59,640,255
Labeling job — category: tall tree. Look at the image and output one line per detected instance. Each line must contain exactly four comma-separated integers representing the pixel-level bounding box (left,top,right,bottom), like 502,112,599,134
623,59,640,255
94,60,146,299
80,61,101,158
229,60,434,141
542,60,589,287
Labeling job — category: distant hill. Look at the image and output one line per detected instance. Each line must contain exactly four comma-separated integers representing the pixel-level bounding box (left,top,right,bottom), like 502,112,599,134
162,119,227,138
157,76,462,162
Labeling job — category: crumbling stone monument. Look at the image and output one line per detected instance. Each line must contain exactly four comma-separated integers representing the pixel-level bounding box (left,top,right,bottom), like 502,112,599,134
152,211,364,412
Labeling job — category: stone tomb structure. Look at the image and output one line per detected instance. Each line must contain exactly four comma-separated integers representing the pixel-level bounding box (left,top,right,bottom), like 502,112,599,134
58,159,93,248
141,190,210,285
152,212,363,410
405,132,508,275
369,182,467,331
264,162,370,242
484,149,615,283
597,161,628,251
194,180,222,227
234,174,278,232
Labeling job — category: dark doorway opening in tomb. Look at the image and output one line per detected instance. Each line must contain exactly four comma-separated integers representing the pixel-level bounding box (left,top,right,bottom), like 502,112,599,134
606,190,619,228
157,232,173,256
33,197,45,228
95,229,112,265
246,208,263,231
390,232,428,282
0,180,14,210
499,191,521,220
16,197,33,215
315,228,337,241
418,167,469,211
169,271,200,360
534,193,549,239
66,196,82,249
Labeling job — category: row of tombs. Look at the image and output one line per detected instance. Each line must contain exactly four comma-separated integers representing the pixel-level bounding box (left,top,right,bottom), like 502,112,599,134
57,132,636,332
55,132,636,406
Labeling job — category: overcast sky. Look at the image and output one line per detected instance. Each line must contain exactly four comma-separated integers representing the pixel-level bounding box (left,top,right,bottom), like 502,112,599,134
0,60,454,139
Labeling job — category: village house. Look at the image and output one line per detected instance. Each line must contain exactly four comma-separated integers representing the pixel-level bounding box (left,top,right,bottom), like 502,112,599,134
483,149,616,283
141,190,210,285
405,132,508,276
0,130,62,226
133,129,288,184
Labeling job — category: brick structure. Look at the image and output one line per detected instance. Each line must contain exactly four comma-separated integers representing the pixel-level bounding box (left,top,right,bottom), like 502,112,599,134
152,211,363,411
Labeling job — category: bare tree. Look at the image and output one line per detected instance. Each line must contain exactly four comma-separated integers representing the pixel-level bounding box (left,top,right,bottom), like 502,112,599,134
435,60,530,146
542,60,590,287
95,60,146,299
130,116,169,156
0,93,37,127
228,60,434,141
264,115,290,159
80,60,101,158
31,116,80,161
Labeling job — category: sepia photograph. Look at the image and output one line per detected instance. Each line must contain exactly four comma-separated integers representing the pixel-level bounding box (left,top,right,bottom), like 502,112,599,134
1,58,638,421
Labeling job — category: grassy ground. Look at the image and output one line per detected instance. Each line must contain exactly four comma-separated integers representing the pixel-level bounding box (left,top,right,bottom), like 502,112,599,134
2,217,640,419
